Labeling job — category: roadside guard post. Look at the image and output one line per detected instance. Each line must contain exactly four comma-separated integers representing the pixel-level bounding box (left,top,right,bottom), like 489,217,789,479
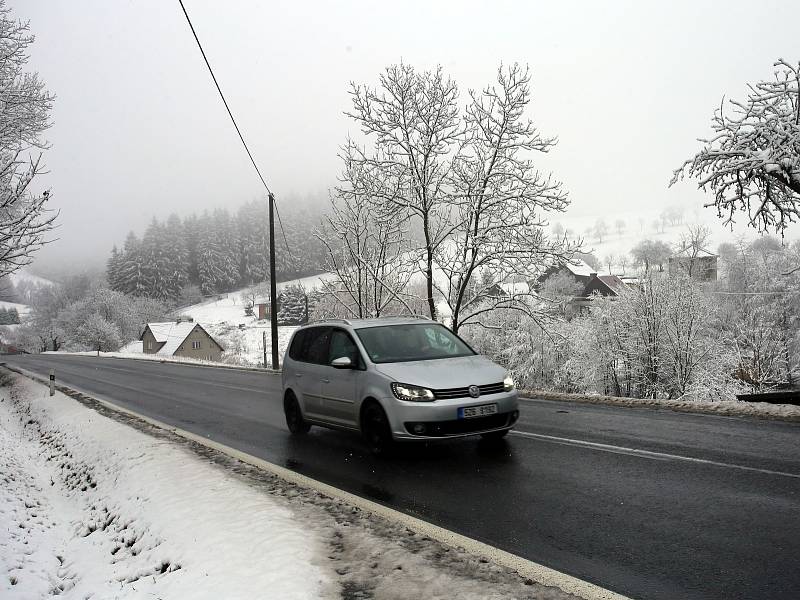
49,369,55,396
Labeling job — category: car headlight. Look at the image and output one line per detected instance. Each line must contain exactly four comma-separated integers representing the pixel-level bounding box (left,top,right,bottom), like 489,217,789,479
503,374,516,392
391,382,435,402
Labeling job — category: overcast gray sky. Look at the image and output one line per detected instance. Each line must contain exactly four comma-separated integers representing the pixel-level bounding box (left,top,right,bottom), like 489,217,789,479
11,0,800,274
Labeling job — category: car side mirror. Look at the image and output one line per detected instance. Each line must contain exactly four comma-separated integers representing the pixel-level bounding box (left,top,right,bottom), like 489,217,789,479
331,356,354,369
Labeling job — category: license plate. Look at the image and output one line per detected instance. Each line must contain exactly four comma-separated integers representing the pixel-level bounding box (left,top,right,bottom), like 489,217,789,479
458,403,498,419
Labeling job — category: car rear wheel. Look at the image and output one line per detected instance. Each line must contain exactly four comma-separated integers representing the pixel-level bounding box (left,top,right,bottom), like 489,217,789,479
284,393,311,434
361,402,393,455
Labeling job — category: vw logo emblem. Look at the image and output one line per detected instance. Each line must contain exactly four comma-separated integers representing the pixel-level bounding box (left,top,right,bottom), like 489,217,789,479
468,385,480,398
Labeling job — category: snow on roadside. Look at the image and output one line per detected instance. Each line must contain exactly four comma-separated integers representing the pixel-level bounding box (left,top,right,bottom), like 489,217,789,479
0,373,579,600
0,374,331,599
527,389,800,422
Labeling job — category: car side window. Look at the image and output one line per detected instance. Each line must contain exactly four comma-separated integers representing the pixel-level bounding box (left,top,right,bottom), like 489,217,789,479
328,329,361,367
305,327,332,364
288,329,308,361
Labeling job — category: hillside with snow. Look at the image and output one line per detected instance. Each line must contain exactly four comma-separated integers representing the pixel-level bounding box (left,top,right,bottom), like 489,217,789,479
550,205,786,276
171,273,337,366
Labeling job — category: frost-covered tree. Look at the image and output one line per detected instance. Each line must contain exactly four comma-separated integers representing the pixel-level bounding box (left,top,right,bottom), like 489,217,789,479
558,276,738,400
604,254,615,274
0,2,56,278
319,153,417,318
163,213,188,300
236,202,268,286
714,237,800,389
631,239,671,272
672,59,800,234
614,219,626,237
118,232,145,295
73,313,122,353
442,64,570,333
54,286,168,352
277,284,313,325
197,212,223,295
345,63,461,319
594,219,608,243
106,245,122,291
139,218,169,300
673,224,713,277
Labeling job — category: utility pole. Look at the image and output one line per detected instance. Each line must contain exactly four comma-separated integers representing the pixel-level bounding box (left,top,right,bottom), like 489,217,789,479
268,192,279,370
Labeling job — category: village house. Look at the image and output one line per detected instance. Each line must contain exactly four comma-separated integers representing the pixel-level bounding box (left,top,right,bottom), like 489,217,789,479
569,273,628,316
536,258,597,290
536,259,629,317
668,248,718,281
140,320,224,362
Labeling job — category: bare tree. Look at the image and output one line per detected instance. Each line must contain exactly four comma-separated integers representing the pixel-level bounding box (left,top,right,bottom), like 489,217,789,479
603,253,615,274
631,239,671,272
318,150,416,318
243,280,270,314
0,3,56,277
671,59,800,234
614,219,626,237
594,218,608,243
441,64,570,333
673,224,712,277
345,64,460,319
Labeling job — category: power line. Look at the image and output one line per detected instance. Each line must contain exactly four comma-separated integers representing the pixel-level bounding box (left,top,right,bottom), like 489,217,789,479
177,0,297,265
177,0,272,195
711,290,799,296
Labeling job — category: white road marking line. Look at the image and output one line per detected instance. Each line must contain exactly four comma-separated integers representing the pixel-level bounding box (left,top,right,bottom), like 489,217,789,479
511,430,800,479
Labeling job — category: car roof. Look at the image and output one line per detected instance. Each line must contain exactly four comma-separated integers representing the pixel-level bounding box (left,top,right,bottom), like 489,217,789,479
304,316,435,330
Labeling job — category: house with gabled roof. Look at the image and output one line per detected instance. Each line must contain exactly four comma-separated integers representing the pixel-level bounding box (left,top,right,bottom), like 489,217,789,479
568,273,629,317
140,320,224,362
668,247,718,281
536,258,597,290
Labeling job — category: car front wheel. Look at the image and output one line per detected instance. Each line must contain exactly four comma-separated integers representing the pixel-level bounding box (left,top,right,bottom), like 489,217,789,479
361,402,393,455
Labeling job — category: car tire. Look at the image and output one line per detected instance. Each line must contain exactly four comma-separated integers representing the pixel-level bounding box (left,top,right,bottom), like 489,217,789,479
480,429,509,441
361,402,393,455
284,393,311,434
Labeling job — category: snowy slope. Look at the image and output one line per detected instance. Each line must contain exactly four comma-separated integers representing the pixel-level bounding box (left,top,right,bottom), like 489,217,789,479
550,206,784,276
6,269,54,288
173,274,336,366
0,300,29,315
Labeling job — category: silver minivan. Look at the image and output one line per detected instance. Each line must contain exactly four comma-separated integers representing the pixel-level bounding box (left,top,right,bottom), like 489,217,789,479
281,317,519,452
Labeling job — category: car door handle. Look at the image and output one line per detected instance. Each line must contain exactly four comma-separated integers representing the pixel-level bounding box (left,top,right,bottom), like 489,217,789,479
322,378,330,383
295,373,303,378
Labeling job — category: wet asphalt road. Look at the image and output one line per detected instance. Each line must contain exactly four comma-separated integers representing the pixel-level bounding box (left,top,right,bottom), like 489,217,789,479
4,354,800,600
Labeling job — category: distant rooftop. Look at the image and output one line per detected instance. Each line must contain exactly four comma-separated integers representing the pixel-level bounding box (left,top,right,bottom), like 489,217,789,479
564,259,596,277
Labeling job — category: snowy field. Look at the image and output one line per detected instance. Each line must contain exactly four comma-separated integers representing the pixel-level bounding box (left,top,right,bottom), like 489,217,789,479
0,373,576,600
550,205,793,276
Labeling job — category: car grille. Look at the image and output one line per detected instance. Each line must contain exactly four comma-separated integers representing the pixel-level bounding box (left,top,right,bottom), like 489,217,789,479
432,381,505,400
404,412,514,437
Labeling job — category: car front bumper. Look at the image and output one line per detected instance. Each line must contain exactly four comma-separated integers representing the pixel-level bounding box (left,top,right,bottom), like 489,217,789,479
383,391,519,440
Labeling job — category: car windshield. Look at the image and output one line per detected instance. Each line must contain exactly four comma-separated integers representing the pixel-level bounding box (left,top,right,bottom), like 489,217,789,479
355,323,475,364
